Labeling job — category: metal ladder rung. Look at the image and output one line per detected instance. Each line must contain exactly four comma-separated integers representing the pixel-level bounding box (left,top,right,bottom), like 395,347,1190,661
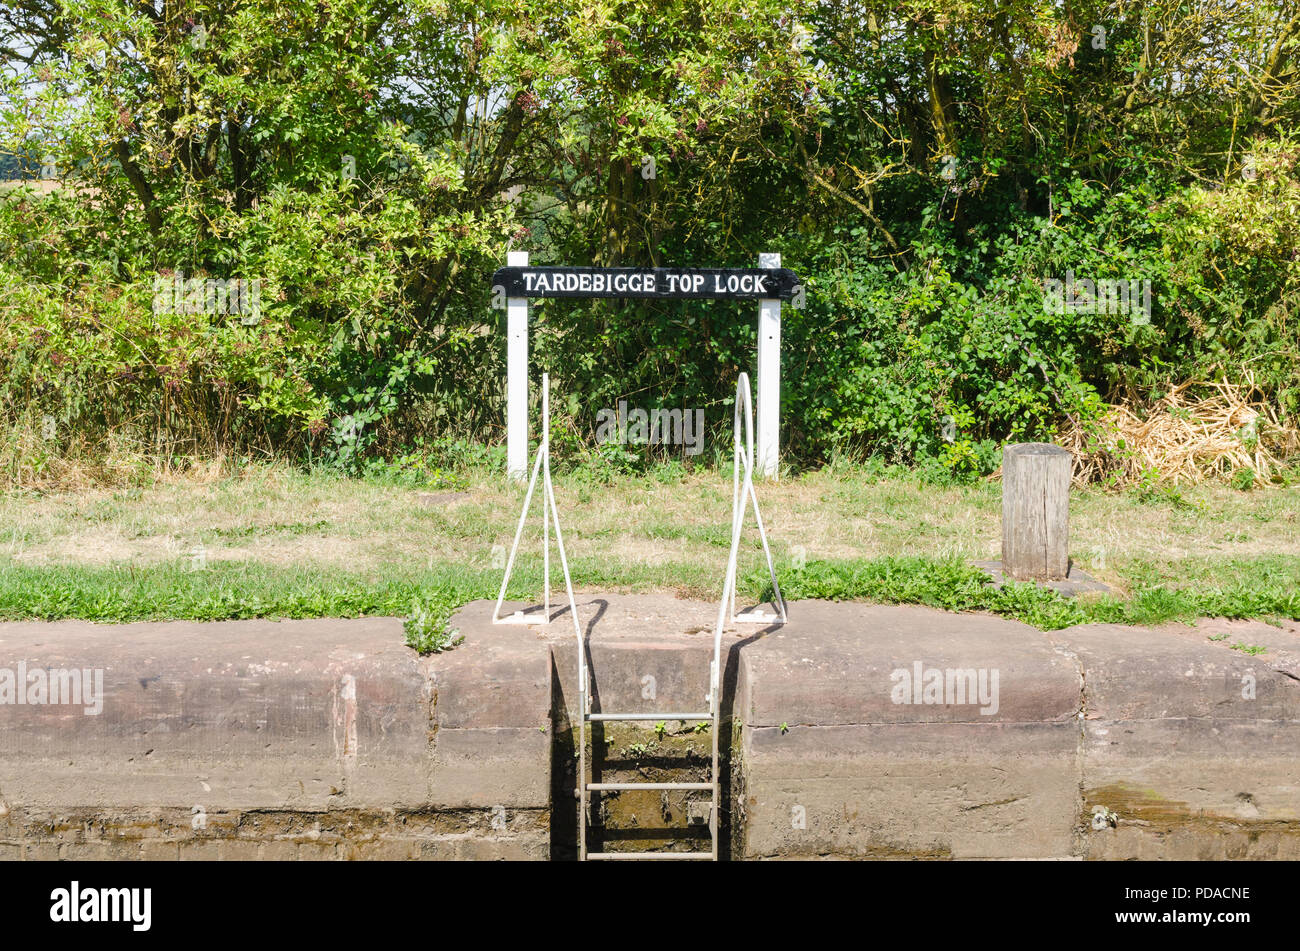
587,782,714,791
586,712,712,722
585,851,714,861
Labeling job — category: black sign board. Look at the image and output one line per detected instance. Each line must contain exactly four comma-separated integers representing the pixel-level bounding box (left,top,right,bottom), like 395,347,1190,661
490,266,800,301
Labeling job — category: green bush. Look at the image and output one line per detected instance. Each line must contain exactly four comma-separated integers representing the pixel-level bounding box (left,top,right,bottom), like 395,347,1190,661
2,1,1297,479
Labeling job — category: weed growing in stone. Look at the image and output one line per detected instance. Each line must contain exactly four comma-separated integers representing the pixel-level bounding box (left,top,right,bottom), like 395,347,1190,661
404,598,465,653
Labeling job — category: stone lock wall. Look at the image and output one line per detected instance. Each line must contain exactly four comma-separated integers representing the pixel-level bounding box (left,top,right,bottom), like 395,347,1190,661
2,597,1297,860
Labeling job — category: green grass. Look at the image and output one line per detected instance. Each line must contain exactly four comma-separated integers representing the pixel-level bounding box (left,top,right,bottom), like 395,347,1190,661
2,460,1298,650
768,555,1300,630
0,560,504,654
0,553,727,652
0,561,439,619
2,551,1296,652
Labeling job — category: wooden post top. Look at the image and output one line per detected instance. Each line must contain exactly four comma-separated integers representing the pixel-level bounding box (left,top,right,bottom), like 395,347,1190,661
1004,442,1070,457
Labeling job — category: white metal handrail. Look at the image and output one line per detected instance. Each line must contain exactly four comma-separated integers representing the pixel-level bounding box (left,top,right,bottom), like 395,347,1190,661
492,373,582,645
495,372,786,860
703,371,787,859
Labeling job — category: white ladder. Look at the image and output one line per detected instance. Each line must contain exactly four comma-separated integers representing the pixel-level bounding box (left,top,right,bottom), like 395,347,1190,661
577,372,785,860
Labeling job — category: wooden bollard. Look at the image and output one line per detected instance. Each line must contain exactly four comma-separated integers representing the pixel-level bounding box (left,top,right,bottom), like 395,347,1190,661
1001,443,1071,581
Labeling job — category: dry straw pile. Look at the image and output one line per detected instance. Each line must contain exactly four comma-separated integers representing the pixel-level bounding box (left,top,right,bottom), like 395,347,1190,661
1064,376,1299,486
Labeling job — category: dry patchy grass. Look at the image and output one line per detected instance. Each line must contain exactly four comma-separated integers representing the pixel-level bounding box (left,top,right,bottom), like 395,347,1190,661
1,463,1296,594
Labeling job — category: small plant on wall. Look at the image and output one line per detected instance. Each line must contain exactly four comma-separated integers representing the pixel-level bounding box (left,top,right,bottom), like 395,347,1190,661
404,599,465,654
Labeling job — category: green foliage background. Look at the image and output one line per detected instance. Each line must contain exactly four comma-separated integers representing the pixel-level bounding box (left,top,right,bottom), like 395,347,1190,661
1,0,1297,481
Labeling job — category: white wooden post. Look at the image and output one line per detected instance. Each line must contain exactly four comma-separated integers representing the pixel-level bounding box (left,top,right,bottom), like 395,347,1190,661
756,252,781,479
506,250,529,481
